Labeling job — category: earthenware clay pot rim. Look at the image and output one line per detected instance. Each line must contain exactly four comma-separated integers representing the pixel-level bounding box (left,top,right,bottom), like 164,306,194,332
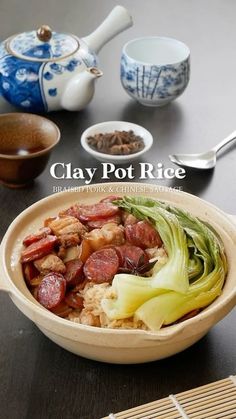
0,113,61,160
0,183,236,342
123,36,190,66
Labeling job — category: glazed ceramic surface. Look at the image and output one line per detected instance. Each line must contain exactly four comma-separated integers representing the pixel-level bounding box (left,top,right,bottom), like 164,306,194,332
0,6,132,112
80,120,153,164
121,37,190,106
0,183,236,364
0,113,60,187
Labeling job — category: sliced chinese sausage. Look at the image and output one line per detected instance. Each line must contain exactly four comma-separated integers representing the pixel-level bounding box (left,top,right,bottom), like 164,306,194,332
64,259,84,287
21,235,58,263
37,273,66,310
59,204,81,219
87,214,121,230
65,292,84,309
61,201,119,222
84,248,119,283
78,202,119,222
115,245,149,269
125,221,162,249
23,227,52,247
100,195,121,203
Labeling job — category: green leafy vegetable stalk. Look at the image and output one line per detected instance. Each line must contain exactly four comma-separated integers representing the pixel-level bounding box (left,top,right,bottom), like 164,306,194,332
101,196,227,330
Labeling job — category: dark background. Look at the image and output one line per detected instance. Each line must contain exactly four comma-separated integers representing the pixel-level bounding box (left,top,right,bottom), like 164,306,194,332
0,1,236,418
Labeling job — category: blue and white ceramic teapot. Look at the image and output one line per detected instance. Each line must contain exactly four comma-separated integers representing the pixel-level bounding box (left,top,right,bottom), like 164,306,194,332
0,6,132,112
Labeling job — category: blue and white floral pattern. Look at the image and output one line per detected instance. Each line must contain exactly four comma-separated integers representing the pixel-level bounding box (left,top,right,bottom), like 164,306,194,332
43,58,81,100
120,54,190,106
0,55,45,112
0,34,99,112
10,31,79,60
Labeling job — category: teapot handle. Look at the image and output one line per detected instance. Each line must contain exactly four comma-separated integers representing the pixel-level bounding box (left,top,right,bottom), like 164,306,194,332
82,5,133,54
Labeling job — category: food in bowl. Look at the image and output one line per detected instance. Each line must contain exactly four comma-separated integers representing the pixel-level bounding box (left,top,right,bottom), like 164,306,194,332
20,195,227,331
81,121,153,165
87,130,145,155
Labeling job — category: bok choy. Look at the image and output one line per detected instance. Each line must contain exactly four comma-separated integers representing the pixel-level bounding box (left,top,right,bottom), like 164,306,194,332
101,196,227,330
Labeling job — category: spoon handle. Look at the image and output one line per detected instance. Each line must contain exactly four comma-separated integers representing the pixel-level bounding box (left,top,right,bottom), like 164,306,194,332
212,130,236,153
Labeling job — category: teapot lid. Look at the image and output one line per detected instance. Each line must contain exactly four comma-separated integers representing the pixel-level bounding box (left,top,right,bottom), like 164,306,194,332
7,26,80,62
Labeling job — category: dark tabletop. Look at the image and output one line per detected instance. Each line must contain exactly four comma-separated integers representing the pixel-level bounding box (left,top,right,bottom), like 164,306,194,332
0,1,236,418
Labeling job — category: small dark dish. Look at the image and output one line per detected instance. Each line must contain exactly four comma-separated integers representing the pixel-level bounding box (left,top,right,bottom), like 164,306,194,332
0,113,60,188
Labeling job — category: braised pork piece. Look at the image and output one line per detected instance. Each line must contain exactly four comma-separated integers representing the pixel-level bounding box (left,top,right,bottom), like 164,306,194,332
21,196,164,327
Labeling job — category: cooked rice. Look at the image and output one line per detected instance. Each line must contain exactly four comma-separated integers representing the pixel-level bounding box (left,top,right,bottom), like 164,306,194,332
67,246,167,330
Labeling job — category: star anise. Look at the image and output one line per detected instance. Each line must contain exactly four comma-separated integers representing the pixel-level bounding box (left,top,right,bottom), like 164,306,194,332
86,130,145,155
118,255,159,276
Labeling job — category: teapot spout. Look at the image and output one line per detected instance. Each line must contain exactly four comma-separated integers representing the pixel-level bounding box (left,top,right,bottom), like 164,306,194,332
61,67,103,111
83,5,133,54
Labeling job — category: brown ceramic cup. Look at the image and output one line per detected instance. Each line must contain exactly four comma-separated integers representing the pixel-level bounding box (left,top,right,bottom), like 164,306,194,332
0,113,60,188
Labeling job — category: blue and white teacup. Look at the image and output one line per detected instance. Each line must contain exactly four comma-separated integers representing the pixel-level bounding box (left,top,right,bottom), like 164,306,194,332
121,36,190,106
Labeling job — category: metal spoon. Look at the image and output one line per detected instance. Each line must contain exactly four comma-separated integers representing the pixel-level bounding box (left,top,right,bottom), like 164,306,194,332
169,130,236,169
